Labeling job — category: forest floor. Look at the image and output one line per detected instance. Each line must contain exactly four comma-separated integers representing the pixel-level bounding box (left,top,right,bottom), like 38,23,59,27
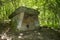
0,27,60,40
0,20,60,40
13,27,60,40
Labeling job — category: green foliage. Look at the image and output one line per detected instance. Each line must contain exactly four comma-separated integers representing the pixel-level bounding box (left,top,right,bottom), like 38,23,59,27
0,0,60,29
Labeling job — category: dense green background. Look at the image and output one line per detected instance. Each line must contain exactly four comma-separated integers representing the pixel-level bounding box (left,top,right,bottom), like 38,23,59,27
0,0,60,29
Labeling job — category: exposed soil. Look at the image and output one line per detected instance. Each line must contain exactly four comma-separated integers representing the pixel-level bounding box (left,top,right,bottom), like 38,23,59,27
12,27,60,40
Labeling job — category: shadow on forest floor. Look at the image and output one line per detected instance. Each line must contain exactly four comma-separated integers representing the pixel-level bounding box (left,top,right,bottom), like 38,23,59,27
13,27,60,40
0,22,60,40
0,27,60,40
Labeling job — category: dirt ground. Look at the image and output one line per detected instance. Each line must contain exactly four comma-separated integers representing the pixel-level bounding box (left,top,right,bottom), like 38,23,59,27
0,27,60,40
9,27,60,40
